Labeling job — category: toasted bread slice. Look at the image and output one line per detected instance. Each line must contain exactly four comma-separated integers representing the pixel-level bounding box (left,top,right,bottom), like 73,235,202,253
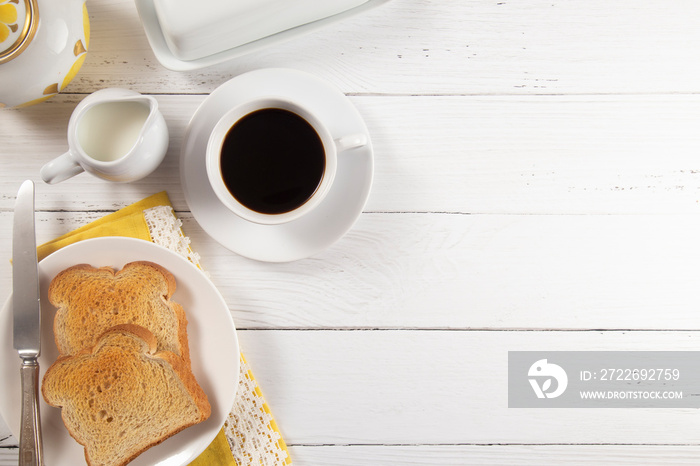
49,261,190,365
42,324,211,466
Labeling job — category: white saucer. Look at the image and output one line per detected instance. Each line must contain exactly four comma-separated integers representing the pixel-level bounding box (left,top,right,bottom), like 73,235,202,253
180,68,374,262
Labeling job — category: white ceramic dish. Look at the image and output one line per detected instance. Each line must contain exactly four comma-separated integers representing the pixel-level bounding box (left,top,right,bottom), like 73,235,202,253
180,68,374,262
0,237,239,466
135,0,391,71
153,0,370,61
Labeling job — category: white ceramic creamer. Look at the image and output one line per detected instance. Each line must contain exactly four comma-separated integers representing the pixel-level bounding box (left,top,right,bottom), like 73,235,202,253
40,88,169,184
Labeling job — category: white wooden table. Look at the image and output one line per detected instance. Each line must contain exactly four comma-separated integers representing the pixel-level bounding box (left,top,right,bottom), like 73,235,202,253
3,0,700,464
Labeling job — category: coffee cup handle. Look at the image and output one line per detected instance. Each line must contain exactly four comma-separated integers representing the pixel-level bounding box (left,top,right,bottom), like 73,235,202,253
334,133,368,153
40,151,84,184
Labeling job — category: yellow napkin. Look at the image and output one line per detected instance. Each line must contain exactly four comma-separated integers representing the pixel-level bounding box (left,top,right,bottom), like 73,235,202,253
38,192,292,466
37,192,166,261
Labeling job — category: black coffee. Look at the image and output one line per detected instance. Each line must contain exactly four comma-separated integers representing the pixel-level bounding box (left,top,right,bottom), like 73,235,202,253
220,108,326,215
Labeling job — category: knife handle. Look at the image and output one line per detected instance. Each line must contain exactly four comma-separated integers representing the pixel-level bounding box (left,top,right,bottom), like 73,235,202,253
19,359,44,466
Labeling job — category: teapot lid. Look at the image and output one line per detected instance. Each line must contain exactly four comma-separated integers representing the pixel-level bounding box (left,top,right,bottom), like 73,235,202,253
0,0,38,64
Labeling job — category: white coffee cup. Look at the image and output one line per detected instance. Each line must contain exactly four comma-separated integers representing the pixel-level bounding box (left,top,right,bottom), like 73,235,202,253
40,88,169,184
206,96,367,225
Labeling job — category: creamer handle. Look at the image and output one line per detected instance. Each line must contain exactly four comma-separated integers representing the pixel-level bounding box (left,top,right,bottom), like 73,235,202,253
40,151,84,184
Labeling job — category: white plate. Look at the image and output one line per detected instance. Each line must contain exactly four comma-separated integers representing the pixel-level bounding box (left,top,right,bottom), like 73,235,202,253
0,237,239,466
134,0,391,71
181,68,374,262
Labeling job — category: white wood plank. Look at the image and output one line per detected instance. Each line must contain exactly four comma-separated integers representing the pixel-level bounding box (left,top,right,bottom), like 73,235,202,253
191,213,700,330
3,95,700,214
4,331,700,450
4,444,700,466
1,211,699,330
363,94,700,215
234,330,700,445
66,0,700,95
0,424,12,448
0,449,16,466
287,445,700,466
4,445,700,466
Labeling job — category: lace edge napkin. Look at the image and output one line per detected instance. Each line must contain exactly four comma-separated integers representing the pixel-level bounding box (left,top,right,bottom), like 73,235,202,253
143,205,292,466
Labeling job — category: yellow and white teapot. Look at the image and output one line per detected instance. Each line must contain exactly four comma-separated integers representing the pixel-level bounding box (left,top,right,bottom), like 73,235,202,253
0,0,89,108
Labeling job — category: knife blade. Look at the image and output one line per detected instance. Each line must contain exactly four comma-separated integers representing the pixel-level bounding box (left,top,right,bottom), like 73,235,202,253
12,179,44,466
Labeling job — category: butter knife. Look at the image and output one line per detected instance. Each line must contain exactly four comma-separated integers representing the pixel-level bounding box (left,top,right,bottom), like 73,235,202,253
12,180,44,466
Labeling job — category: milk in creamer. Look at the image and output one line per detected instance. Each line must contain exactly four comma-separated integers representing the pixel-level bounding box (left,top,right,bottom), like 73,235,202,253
77,101,150,162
